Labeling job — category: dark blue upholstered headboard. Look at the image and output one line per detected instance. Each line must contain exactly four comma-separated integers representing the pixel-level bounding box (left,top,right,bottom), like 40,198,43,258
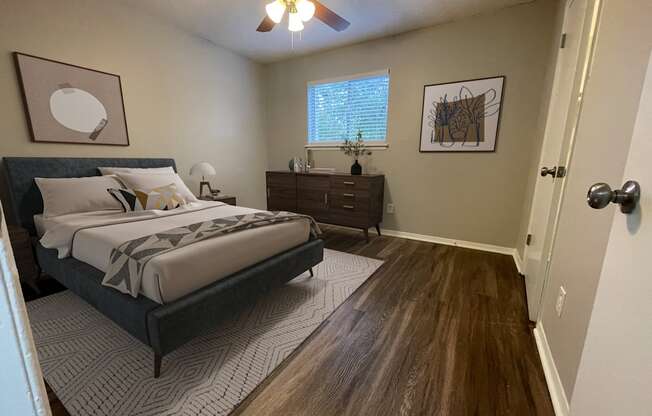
3,157,176,235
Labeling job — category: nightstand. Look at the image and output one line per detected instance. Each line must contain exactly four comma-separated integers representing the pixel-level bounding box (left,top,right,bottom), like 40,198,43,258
7,225,41,294
199,194,237,205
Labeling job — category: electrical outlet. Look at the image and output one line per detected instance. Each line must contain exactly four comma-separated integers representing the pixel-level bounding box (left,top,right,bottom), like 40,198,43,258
387,203,395,214
555,286,567,317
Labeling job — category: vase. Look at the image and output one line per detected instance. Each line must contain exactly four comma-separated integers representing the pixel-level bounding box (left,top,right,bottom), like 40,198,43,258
350,159,362,175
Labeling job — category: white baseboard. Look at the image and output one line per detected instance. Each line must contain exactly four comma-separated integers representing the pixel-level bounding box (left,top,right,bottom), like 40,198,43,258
379,228,525,274
379,228,514,255
533,325,570,416
321,224,523,275
512,249,525,275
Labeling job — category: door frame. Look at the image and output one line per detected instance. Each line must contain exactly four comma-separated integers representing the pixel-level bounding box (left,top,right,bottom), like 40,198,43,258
523,0,604,323
0,202,50,415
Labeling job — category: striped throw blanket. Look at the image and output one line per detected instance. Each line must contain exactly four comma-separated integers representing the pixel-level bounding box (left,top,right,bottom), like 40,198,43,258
102,211,321,297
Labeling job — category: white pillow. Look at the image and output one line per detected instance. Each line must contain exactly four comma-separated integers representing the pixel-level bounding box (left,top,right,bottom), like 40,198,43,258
98,166,175,176
35,175,125,218
116,172,198,203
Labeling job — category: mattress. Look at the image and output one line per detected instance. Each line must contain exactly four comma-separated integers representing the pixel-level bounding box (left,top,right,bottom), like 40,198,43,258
36,202,310,304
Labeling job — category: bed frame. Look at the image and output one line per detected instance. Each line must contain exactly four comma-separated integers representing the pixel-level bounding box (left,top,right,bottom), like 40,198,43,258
3,157,324,378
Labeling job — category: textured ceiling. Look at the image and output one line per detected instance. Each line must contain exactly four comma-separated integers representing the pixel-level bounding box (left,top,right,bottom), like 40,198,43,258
121,0,533,63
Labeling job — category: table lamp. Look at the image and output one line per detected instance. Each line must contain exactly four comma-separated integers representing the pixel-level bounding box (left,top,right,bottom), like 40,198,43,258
190,162,219,198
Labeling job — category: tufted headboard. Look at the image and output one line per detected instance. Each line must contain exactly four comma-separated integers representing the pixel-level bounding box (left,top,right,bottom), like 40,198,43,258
3,157,176,235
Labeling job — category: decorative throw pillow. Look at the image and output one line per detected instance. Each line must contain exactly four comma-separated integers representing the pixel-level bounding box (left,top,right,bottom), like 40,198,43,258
115,172,198,203
108,184,185,212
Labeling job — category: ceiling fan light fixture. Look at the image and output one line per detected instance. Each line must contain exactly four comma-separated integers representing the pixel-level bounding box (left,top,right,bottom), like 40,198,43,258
288,11,304,31
296,0,315,22
265,0,286,24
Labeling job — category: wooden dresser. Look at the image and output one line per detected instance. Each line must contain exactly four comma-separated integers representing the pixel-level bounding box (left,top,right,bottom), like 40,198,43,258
266,171,385,241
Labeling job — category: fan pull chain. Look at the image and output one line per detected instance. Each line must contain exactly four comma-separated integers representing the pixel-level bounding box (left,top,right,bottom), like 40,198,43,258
290,30,303,51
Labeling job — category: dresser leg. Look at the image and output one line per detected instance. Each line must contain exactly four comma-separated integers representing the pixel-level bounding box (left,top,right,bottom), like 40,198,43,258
309,268,314,277
154,352,162,379
363,228,370,243
375,224,381,236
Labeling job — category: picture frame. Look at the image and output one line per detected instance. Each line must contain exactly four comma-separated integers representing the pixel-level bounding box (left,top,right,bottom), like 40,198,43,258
13,52,130,146
419,76,505,152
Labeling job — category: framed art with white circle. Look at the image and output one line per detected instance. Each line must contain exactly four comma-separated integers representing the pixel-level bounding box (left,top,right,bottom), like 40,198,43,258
14,52,129,146
419,76,505,152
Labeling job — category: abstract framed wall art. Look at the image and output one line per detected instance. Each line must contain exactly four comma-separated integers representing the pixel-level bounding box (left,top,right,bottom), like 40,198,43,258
13,52,129,146
419,76,505,152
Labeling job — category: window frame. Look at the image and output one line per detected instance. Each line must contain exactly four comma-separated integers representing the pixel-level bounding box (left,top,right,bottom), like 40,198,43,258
305,69,390,150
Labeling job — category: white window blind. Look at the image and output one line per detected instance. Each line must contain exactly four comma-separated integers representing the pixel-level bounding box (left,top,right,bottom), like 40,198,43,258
307,71,389,144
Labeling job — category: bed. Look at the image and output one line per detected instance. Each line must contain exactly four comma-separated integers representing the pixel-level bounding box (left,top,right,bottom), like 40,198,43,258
3,157,324,377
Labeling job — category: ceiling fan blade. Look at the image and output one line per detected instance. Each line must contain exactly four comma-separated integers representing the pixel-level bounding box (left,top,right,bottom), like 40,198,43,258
256,15,276,32
313,0,350,32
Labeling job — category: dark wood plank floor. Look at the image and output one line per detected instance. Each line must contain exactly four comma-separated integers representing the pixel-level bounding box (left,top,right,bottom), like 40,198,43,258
233,226,554,416
36,226,554,415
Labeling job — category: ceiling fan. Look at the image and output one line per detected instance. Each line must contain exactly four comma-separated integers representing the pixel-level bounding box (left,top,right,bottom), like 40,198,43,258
257,0,350,33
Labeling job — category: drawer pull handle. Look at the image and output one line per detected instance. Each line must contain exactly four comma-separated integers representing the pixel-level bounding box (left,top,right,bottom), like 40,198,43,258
343,205,355,209
343,193,355,197
343,181,355,185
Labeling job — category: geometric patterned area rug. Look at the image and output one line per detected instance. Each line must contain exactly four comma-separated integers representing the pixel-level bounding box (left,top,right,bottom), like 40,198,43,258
27,249,382,416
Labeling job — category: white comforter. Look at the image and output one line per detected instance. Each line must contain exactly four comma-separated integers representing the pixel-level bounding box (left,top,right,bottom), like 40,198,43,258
37,201,310,303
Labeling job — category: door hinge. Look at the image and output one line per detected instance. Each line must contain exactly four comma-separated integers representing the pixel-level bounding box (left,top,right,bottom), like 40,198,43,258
560,33,567,49
526,234,533,246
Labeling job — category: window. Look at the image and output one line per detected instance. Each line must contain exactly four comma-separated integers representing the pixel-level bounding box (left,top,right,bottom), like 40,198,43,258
307,71,390,146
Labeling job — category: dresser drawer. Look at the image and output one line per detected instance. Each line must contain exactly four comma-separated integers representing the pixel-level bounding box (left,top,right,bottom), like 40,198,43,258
266,172,296,188
298,174,330,190
267,186,296,200
330,189,370,202
267,186,297,212
328,190,370,213
330,175,371,190
329,201,370,216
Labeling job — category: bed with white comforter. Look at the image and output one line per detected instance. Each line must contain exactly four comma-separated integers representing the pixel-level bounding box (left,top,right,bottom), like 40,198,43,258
37,201,310,303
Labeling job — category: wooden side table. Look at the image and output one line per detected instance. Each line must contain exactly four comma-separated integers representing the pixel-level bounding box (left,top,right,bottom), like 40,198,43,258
7,225,41,294
199,194,237,205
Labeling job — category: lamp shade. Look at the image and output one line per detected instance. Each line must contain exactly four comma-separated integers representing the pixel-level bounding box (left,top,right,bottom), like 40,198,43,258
266,0,286,24
296,0,315,22
190,162,216,177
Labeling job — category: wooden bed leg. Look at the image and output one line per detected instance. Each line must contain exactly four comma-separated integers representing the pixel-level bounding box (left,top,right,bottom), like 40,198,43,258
154,353,162,379
309,268,314,278
375,224,381,236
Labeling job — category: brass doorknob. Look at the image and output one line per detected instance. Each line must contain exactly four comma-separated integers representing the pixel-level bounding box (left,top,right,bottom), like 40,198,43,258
587,180,641,214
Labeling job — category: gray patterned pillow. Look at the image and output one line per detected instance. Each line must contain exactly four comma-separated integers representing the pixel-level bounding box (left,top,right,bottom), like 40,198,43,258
108,183,185,212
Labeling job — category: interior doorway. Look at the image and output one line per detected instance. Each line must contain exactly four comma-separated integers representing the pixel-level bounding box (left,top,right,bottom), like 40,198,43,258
523,0,602,322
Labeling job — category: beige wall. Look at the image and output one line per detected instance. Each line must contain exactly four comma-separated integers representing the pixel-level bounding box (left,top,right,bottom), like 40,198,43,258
264,0,559,248
0,0,268,214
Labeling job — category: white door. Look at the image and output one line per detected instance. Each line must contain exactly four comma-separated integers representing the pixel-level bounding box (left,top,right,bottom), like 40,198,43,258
537,0,652,402
524,0,597,321
569,51,652,416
